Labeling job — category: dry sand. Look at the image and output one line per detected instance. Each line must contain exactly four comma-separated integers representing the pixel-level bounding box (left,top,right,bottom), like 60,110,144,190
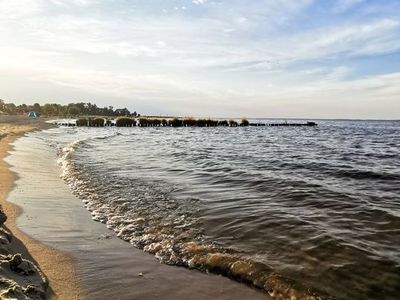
0,116,83,299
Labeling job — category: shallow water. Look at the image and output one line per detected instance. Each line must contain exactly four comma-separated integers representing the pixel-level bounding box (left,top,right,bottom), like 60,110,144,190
13,120,400,299
6,129,268,300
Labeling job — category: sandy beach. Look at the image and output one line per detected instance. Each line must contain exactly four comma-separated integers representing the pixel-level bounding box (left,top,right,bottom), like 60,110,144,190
0,116,82,299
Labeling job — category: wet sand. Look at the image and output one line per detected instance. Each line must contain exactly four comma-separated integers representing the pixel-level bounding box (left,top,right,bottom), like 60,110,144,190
4,121,269,299
0,116,82,299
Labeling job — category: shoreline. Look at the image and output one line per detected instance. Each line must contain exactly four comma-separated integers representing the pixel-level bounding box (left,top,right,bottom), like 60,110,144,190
0,118,83,299
5,119,270,300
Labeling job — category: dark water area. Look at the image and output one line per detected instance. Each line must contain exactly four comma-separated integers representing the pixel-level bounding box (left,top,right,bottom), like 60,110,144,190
41,120,399,299
6,130,268,300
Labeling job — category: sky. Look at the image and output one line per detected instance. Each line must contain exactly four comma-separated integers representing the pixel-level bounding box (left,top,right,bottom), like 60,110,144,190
0,0,399,119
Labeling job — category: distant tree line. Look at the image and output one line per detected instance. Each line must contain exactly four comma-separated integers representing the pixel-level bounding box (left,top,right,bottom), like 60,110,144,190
0,99,139,117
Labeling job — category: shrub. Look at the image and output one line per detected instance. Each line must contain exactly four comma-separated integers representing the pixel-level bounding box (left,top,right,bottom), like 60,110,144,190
228,119,238,127
169,118,183,127
161,119,168,126
138,118,149,127
183,117,197,127
87,118,94,127
196,119,207,127
76,118,88,126
145,119,162,127
217,120,228,126
116,117,136,127
92,117,105,127
240,118,249,126
152,119,162,127
206,119,218,127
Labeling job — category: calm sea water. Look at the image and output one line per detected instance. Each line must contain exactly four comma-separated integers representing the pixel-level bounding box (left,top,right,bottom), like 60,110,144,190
39,120,399,299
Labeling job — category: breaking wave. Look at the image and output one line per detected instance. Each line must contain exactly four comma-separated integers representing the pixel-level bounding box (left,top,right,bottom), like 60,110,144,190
50,120,400,300
57,138,333,300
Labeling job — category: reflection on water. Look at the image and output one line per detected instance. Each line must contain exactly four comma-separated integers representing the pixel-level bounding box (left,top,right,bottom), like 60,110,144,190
30,120,400,299
7,129,268,300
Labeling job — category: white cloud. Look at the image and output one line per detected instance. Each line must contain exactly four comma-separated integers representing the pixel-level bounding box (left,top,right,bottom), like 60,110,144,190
192,0,207,5
285,19,400,60
49,0,99,7
334,0,365,12
0,0,399,118
0,0,41,19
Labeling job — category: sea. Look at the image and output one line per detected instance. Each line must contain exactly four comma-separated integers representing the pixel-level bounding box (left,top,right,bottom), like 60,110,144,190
12,119,400,299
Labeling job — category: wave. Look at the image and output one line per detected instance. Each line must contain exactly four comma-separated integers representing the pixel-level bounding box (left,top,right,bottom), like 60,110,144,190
57,132,122,183
56,139,335,300
332,169,400,181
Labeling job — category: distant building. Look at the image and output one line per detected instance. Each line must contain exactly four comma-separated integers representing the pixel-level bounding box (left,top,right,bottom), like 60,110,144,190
27,111,39,118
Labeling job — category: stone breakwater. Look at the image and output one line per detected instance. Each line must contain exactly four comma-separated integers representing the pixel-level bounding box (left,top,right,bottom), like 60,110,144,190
57,117,318,128
0,210,48,300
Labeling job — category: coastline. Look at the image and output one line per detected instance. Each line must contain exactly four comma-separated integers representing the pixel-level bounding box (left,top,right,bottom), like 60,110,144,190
5,119,270,300
0,117,83,299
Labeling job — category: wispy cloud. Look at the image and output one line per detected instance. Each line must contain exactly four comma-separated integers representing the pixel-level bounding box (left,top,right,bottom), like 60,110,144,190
334,0,365,12
0,0,399,118
0,0,41,19
192,0,207,5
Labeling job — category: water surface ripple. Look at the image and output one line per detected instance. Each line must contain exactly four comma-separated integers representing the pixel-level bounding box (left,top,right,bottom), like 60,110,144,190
44,120,399,299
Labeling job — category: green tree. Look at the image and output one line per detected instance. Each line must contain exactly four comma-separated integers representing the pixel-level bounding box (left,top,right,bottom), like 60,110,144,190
5,103,17,115
17,104,28,114
42,104,54,116
33,103,41,114
0,99,5,112
68,106,81,116
59,106,68,116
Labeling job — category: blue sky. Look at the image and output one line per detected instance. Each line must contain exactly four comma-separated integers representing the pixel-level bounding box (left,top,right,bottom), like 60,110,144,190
0,0,399,118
